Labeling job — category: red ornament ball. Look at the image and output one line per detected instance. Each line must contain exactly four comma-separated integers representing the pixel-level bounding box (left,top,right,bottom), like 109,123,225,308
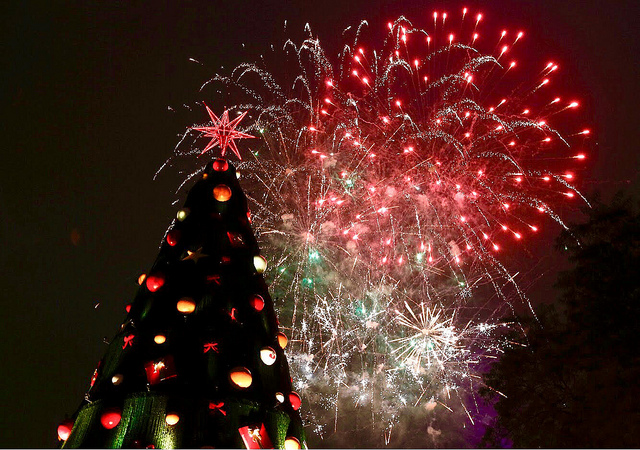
212,159,229,172
146,274,165,292
125,304,131,313
289,392,302,411
57,419,74,441
166,229,180,247
100,408,122,430
250,294,265,311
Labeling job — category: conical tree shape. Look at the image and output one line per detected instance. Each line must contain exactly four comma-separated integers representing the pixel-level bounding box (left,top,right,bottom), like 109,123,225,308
59,159,306,449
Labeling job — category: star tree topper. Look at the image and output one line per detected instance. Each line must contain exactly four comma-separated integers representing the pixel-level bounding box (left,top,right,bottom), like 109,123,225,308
193,105,255,159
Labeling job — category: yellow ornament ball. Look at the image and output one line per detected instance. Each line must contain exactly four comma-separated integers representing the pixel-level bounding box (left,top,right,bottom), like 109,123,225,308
253,255,267,273
111,374,124,385
165,413,180,426
176,208,190,222
154,334,167,344
284,437,301,450
260,347,277,366
176,298,196,314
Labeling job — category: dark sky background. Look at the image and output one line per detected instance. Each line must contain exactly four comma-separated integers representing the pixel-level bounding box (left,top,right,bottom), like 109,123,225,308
2,0,639,447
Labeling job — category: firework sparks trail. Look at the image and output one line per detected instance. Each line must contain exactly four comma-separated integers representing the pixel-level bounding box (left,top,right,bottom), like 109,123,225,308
160,11,589,443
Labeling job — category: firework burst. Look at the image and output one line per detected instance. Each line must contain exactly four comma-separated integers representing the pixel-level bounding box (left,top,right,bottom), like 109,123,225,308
161,10,589,444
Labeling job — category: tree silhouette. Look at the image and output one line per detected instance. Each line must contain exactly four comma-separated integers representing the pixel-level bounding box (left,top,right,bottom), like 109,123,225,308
481,195,640,448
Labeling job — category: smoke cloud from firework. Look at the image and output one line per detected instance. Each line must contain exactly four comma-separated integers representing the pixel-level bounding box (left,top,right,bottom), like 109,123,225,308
160,11,589,446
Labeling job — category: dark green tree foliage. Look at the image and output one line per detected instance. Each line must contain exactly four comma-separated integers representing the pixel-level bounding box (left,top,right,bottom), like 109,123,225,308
60,160,306,449
482,197,640,448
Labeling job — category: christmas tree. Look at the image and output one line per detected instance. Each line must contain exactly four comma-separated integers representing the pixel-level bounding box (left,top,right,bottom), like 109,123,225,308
58,108,306,449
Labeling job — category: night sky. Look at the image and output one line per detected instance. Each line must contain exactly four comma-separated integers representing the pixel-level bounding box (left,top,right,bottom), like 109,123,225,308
2,0,639,447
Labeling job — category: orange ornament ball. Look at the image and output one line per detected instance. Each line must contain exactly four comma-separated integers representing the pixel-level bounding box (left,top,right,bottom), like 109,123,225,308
154,334,167,344
137,273,146,285
229,367,253,388
212,159,229,172
250,294,265,311
100,408,122,430
276,332,288,349
176,298,196,314
57,419,74,441
213,184,232,202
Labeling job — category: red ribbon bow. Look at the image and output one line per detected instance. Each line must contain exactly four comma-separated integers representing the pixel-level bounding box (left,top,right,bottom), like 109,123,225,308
209,402,226,416
203,342,219,354
206,274,222,285
122,334,135,349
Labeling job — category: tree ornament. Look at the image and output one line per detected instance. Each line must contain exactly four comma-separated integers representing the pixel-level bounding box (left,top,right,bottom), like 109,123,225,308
182,247,208,263
249,294,265,311
253,255,267,273
166,229,180,246
137,273,146,285
276,332,288,349
176,297,196,314
122,334,135,349
144,355,177,385
154,334,167,344
289,392,302,411
145,274,165,292
284,437,301,450
203,342,219,353
229,367,252,388
111,374,124,385
165,413,180,426
227,231,246,247
208,401,226,416
260,347,277,366
125,304,132,313
176,208,190,222
100,408,122,429
57,419,74,441
275,392,285,403
89,366,99,388
238,424,273,449
213,184,232,202
193,106,255,159
212,158,229,172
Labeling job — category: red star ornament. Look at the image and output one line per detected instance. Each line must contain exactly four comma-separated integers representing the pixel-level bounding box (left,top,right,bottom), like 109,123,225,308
193,105,255,159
